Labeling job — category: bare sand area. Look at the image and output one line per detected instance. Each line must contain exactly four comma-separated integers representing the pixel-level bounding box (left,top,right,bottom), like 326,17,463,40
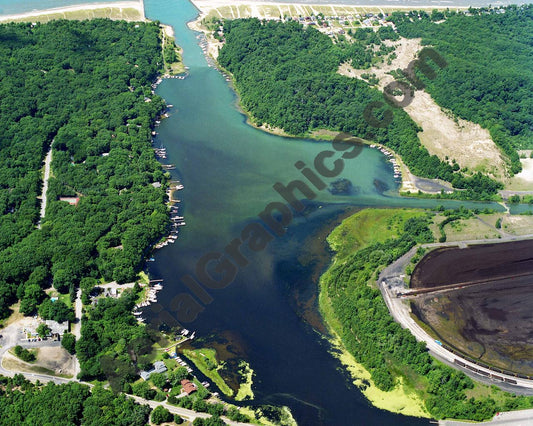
0,1,145,23
3,347,76,378
507,158,533,190
191,0,458,19
338,36,507,181
405,92,507,179
502,214,533,235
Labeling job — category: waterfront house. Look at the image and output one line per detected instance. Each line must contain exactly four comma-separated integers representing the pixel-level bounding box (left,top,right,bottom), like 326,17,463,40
140,360,168,380
180,379,197,395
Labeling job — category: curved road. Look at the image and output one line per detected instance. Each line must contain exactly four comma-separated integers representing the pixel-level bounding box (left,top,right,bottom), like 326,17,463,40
378,236,533,391
0,323,247,425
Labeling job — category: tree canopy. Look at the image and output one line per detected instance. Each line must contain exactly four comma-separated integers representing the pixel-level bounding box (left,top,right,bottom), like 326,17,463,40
0,375,151,425
0,19,170,319
218,18,505,199
390,5,533,159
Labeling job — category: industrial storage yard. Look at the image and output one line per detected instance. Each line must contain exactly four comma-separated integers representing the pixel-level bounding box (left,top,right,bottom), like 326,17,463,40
410,240,533,377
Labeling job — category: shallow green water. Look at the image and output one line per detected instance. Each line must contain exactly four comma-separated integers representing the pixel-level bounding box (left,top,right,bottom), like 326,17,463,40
139,1,509,425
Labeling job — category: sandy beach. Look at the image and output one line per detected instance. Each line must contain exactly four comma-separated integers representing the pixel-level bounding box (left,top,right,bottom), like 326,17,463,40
0,1,145,22
191,0,452,9
190,0,463,18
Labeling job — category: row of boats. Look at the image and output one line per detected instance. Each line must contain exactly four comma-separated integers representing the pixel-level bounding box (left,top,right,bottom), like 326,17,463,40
167,72,189,80
154,201,185,249
370,144,402,179
154,147,167,159
151,70,189,88
151,77,163,90
196,34,232,82
133,282,163,320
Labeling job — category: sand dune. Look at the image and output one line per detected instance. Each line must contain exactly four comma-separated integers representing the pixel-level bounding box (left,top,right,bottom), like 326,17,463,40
0,1,144,22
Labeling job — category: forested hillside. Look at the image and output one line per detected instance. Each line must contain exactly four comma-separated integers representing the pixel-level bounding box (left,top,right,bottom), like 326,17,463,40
0,19,169,319
0,375,151,425
218,19,502,199
391,5,533,162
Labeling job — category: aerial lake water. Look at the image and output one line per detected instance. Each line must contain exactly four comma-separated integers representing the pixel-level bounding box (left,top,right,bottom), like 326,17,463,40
140,0,507,424
0,0,513,424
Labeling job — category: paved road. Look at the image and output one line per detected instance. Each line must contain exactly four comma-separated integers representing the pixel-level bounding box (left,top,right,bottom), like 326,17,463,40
128,395,248,425
38,141,53,229
441,408,533,425
0,321,248,425
378,237,533,391
0,348,247,424
0,323,18,378
0,321,71,385
420,234,533,250
72,288,82,377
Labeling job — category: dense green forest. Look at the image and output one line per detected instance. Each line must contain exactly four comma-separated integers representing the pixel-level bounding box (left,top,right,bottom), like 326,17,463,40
0,375,151,425
76,287,153,386
218,18,503,199
0,19,170,320
321,210,533,420
390,5,533,160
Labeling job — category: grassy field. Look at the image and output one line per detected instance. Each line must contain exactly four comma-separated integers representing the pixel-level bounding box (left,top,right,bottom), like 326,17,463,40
502,215,533,235
429,212,533,242
235,360,254,401
137,271,149,285
327,208,428,260
182,348,234,397
440,216,500,242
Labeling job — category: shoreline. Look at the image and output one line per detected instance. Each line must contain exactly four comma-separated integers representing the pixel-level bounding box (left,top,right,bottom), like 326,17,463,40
318,226,430,418
0,1,145,22
188,12,459,196
190,0,468,13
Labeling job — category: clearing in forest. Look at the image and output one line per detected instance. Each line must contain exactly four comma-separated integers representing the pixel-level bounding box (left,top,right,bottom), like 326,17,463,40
338,36,508,180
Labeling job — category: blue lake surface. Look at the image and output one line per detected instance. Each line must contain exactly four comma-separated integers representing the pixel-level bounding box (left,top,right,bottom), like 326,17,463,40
139,1,505,424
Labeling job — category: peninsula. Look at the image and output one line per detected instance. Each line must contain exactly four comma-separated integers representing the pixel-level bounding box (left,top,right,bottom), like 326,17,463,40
192,4,533,201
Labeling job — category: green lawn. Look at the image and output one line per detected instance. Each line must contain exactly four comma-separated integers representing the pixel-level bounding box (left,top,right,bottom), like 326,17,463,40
327,208,428,261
